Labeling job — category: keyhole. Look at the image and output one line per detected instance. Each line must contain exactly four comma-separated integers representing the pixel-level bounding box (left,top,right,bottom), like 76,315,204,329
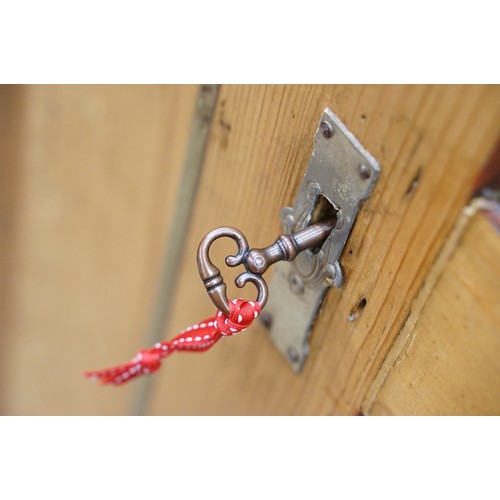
309,195,338,254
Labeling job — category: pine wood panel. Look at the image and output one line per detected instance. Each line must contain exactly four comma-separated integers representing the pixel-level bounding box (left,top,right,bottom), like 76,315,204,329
148,85,500,415
366,211,500,415
0,85,197,415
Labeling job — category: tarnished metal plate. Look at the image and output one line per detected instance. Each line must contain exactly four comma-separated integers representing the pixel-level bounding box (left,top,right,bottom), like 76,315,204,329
265,108,380,372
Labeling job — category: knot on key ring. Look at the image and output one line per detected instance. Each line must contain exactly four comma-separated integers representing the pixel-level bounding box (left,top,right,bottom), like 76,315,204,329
216,299,261,336
134,350,162,374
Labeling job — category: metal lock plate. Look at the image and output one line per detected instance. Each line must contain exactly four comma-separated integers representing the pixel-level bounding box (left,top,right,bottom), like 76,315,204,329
264,108,380,372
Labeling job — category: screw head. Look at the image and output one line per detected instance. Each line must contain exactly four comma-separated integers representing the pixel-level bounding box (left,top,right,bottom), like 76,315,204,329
325,263,341,287
307,181,322,197
359,163,371,180
320,120,334,139
325,263,337,278
287,346,300,364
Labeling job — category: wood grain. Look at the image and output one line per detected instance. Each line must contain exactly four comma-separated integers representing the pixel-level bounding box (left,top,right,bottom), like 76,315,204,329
147,85,500,415
366,211,500,415
0,85,197,415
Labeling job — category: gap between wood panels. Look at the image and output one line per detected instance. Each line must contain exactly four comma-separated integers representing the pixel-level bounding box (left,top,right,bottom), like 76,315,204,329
130,85,220,416
361,198,488,415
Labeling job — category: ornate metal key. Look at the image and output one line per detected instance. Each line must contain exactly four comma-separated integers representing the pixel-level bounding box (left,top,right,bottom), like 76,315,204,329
197,218,335,315
85,107,380,386
85,107,379,385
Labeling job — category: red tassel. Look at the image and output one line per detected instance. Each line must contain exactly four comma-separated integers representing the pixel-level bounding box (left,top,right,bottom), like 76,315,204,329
84,299,261,386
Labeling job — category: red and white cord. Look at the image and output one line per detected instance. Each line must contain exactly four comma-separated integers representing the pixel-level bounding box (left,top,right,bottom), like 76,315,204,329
84,299,261,385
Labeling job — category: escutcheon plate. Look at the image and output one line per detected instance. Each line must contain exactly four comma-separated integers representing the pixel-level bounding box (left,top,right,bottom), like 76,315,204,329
265,108,380,372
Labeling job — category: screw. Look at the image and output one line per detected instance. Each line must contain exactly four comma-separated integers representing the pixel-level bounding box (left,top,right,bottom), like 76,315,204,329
359,163,371,180
325,263,336,278
307,181,321,197
259,311,273,329
288,273,304,295
324,263,336,286
287,346,300,364
320,120,334,139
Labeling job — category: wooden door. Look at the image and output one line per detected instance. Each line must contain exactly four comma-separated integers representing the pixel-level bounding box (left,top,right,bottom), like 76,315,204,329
1,85,499,415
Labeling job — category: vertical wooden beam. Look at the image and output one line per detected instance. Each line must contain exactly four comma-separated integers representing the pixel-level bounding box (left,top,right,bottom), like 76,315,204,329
131,85,219,415
365,209,500,415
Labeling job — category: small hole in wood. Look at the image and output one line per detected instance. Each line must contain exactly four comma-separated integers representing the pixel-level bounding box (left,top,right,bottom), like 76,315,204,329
404,167,422,198
348,296,368,322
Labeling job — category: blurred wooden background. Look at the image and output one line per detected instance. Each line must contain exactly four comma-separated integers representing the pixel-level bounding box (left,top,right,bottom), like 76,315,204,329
1,85,499,415
0,85,197,414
